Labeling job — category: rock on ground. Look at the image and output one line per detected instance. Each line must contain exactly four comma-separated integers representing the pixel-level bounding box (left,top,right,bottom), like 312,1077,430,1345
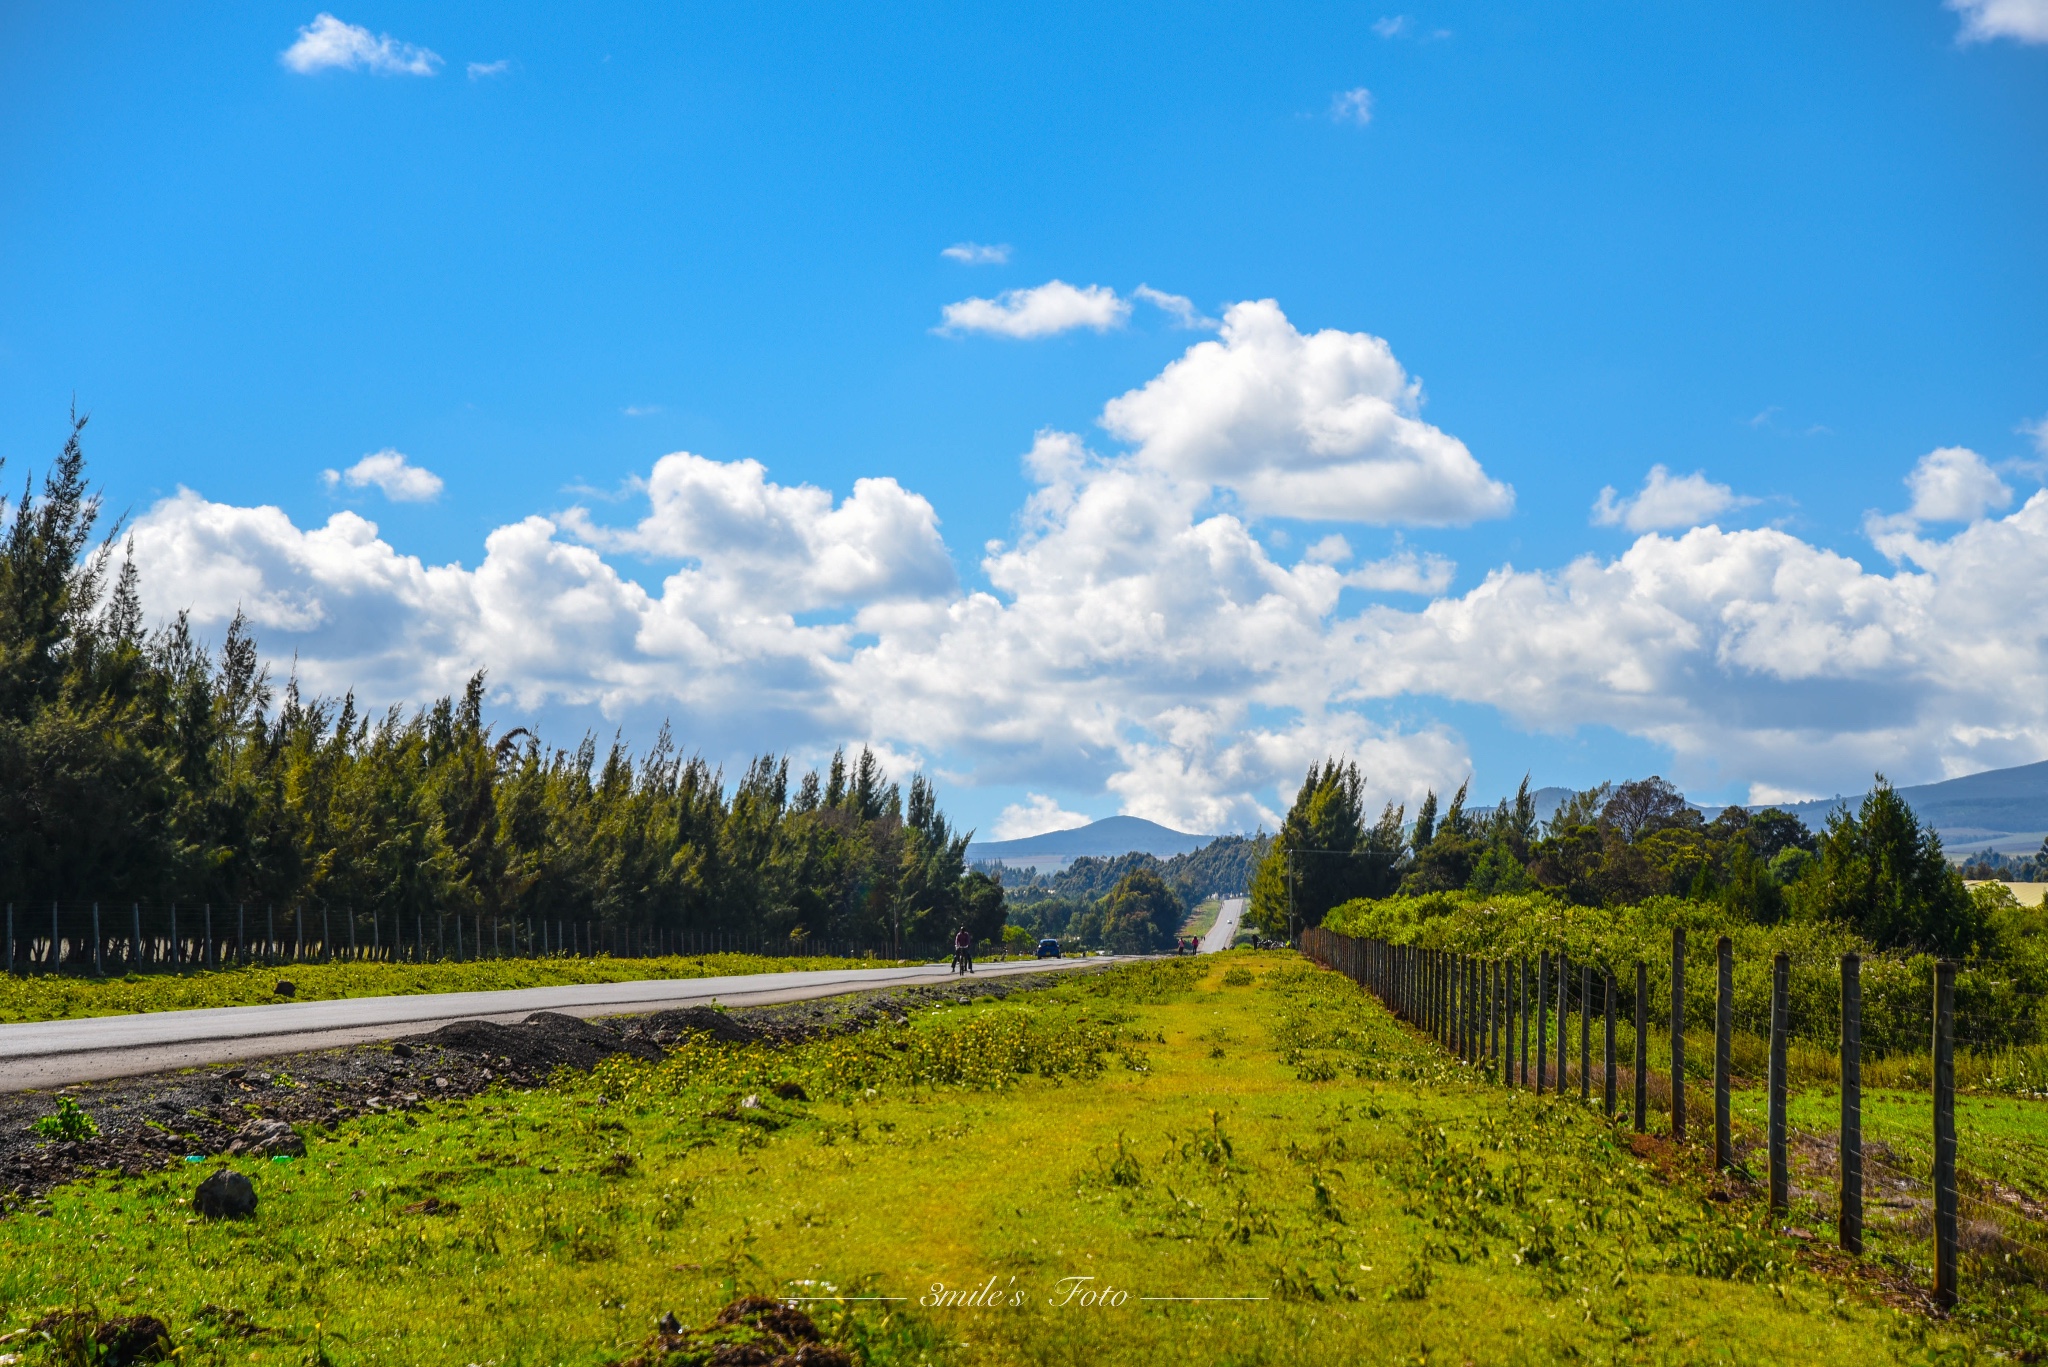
226,1118,303,1157
193,1167,257,1219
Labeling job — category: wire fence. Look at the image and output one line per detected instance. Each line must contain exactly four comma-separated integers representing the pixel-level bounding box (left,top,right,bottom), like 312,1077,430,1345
1302,925,2048,1313
0,899,899,973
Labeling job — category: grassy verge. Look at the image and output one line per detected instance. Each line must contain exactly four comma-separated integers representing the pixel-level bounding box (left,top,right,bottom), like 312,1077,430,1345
1177,898,1221,939
0,953,2032,1364
0,953,915,1025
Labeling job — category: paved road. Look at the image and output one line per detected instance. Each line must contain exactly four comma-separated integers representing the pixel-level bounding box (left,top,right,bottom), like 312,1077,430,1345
1199,896,1247,953
0,956,1117,1093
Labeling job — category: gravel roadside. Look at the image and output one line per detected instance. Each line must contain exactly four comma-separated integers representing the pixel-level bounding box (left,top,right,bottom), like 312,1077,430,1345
0,967,1094,1209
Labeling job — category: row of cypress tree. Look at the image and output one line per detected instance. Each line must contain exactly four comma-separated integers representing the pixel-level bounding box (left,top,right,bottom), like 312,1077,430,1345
0,416,1005,953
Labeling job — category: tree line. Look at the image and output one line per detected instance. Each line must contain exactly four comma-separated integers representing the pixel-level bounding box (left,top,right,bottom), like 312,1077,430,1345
1254,759,2048,1053
0,416,1003,954
1252,758,1991,958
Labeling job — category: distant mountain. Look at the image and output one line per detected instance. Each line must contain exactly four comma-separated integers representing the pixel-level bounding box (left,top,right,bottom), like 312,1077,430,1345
966,815,1216,868
1752,759,2048,853
1531,786,1573,828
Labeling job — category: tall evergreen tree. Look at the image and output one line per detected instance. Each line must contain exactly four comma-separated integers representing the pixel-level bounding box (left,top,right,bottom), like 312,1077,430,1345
1249,760,1404,934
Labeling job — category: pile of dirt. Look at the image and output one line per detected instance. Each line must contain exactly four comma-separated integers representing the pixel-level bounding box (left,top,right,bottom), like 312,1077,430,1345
24,1312,173,1367
619,1297,850,1367
423,1011,665,1072
624,1007,768,1047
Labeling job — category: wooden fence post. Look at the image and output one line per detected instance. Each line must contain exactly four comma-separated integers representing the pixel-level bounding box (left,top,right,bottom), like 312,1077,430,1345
92,903,102,976
1465,956,1475,1062
1499,957,1513,1084
1449,951,1459,1053
1933,958,1957,1311
1454,954,1465,1059
1490,959,1501,1082
1536,950,1549,1095
132,903,142,970
1469,956,1479,1063
1604,971,1616,1118
1441,950,1458,1049
1557,949,1570,1092
1670,927,1687,1141
205,904,214,970
1580,962,1591,1104
1520,955,1531,1087
1634,960,1648,1133
1716,935,1734,1170
1769,951,1790,1212
1840,952,1863,1255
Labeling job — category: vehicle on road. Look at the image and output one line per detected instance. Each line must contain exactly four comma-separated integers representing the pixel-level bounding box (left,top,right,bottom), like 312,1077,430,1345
1035,938,1062,959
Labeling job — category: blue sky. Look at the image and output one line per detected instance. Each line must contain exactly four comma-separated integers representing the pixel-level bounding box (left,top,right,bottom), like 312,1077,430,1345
3,2,2046,837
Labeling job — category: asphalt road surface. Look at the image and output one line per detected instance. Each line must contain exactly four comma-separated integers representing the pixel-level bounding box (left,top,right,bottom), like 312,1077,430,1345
1199,896,1247,953
0,956,1117,1093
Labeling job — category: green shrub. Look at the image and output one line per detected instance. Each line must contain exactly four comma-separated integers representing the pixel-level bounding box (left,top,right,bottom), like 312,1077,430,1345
32,1097,98,1142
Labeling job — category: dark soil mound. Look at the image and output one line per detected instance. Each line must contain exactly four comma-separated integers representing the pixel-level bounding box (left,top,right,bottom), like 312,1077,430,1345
628,1007,766,1046
620,1297,850,1367
423,1011,664,1071
31,1312,173,1367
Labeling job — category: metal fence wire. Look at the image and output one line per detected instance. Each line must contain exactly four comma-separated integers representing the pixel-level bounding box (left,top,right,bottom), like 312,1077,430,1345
1301,924,2048,1313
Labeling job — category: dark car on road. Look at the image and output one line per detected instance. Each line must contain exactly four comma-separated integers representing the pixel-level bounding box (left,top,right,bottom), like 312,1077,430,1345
1035,938,1062,959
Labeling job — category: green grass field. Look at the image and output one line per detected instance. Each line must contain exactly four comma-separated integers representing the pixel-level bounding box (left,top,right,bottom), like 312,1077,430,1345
1177,897,1221,939
0,953,913,1025
2,953,2040,1365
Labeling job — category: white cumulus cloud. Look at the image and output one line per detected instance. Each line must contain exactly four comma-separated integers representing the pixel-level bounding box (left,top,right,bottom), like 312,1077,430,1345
124,298,2048,832
467,59,511,79
1350,493,2048,793
281,14,441,75
1905,446,2012,522
941,242,1011,265
1950,0,2048,43
1099,300,1513,524
322,450,445,502
1592,465,1756,532
939,281,1130,339
991,794,1095,841
1346,550,1457,595
561,452,956,613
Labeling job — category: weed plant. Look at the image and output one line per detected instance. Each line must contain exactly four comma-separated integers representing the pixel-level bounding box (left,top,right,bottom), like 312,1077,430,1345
0,954,2033,1364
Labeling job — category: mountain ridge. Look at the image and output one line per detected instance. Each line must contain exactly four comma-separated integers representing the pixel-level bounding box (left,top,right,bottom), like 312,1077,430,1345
966,815,1217,867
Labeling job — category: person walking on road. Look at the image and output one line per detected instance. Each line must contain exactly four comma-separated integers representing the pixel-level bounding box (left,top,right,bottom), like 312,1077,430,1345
952,927,974,974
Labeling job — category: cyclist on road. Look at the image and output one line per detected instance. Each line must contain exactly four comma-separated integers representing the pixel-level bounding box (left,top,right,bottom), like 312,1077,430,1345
952,927,974,974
